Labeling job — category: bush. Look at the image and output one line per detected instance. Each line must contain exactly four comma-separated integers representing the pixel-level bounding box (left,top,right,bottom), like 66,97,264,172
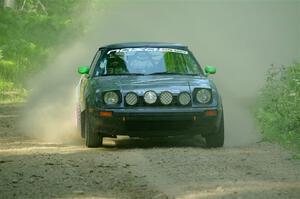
256,63,300,152
0,80,27,103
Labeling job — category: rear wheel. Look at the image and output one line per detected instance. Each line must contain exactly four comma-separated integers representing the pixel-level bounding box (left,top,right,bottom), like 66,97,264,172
85,112,103,148
205,115,224,148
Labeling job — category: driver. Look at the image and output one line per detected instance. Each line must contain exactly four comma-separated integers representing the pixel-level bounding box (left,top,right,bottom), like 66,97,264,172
106,54,128,74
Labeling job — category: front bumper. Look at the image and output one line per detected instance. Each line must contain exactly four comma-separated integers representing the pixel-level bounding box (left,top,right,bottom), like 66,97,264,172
90,107,222,137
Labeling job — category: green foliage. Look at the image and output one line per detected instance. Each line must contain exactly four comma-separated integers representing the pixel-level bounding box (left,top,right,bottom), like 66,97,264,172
0,79,27,103
0,0,86,102
256,63,300,152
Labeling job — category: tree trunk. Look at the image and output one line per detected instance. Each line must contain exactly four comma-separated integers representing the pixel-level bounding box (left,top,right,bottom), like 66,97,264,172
4,0,15,9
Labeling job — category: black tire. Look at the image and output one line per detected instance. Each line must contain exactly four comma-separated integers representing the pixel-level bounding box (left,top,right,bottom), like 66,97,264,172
85,112,103,148
205,115,224,148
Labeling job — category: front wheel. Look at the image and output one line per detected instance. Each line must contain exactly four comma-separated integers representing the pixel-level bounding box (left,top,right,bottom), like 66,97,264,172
205,115,224,148
85,112,103,148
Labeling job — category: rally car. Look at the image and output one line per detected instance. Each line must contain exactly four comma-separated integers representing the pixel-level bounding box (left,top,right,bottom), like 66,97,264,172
76,42,224,148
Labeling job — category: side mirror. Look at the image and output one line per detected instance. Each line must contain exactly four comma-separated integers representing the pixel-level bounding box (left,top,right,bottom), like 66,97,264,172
204,65,216,75
78,66,89,74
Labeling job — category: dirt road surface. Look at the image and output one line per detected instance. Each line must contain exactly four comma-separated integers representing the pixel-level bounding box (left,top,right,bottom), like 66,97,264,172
0,104,300,199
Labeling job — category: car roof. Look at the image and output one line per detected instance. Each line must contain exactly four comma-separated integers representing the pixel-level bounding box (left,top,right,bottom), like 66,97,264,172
99,42,188,50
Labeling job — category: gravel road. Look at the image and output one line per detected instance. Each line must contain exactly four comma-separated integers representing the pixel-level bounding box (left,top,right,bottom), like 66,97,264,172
0,104,300,199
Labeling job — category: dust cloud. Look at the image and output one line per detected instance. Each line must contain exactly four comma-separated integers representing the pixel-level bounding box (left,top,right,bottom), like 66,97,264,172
20,0,300,146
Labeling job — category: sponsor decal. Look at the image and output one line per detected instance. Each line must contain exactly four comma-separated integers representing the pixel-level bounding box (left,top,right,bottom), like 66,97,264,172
107,48,188,55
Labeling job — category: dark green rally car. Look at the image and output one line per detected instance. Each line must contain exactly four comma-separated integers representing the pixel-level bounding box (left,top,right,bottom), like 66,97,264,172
76,42,224,148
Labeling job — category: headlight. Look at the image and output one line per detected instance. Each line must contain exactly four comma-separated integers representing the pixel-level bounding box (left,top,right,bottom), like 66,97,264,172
160,91,173,105
144,91,157,104
196,89,211,104
178,92,191,105
125,92,138,106
104,91,119,105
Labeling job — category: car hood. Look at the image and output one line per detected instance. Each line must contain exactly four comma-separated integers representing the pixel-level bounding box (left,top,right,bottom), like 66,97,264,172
93,75,212,95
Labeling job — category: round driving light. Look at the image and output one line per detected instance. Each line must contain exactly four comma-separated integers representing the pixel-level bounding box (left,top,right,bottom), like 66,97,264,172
160,91,173,105
196,89,211,104
178,92,191,105
125,92,138,106
144,91,157,104
104,91,119,105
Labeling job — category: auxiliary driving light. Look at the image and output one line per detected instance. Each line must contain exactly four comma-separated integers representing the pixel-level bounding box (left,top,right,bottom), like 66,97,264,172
144,91,157,104
178,92,191,105
160,91,173,105
125,92,138,106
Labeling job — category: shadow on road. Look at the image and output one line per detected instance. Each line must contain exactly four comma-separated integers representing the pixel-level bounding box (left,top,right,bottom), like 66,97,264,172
102,135,206,149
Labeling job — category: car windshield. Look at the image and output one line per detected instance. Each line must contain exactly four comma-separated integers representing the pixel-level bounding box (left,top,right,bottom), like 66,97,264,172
93,48,203,77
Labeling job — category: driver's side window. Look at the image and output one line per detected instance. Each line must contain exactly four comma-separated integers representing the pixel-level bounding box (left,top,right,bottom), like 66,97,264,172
90,50,102,76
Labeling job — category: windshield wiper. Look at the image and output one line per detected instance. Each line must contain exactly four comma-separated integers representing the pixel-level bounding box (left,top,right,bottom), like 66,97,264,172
148,72,198,76
120,73,145,76
102,73,145,76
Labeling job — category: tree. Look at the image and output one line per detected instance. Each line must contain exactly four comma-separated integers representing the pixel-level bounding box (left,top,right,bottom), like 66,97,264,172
4,0,15,9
